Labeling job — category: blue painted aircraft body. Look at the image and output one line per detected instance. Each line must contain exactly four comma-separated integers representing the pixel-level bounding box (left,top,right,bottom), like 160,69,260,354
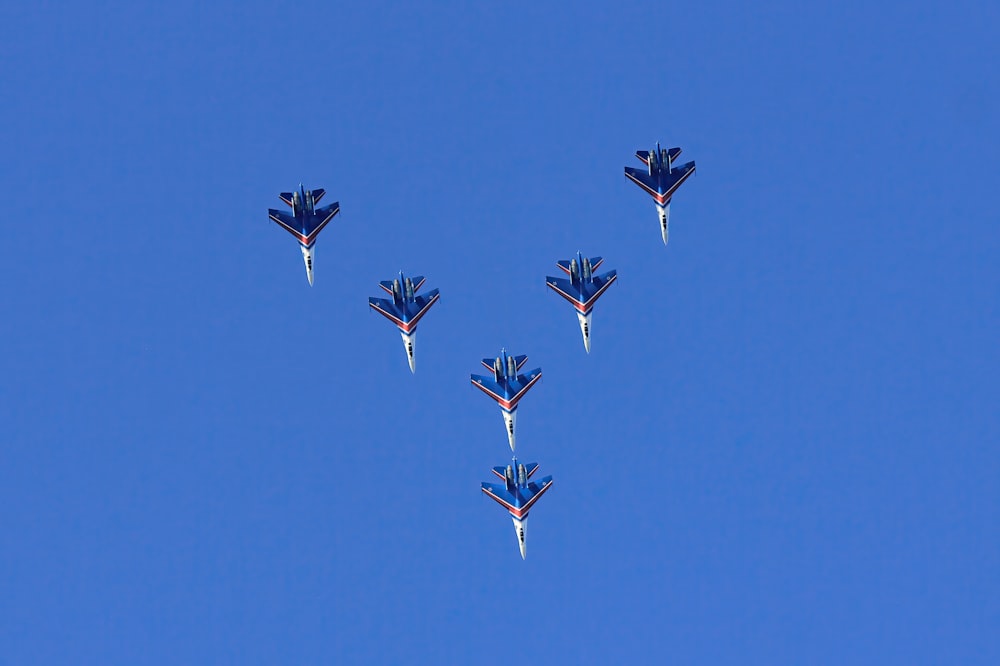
368,272,441,373
482,457,553,559
470,349,542,451
268,184,340,285
545,252,618,353
624,143,696,245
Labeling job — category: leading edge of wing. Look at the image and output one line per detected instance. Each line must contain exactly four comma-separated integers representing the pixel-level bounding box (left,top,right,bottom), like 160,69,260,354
404,290,440,331
369,298,406,329
470,370,542,411
546,272,617,314
301,202,340,246
369,290,439,334
481,477,553,519
268,209,304,241
624,167,665,202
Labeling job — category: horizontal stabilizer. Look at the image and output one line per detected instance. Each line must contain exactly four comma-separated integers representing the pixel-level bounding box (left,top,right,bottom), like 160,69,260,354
279,192,295,208
310,188,326,204
514,354,528,371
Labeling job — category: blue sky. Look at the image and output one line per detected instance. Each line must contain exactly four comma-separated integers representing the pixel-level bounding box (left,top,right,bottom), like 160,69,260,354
1,1,997,663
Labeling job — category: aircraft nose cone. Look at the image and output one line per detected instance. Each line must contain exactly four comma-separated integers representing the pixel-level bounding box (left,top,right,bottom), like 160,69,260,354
658,207,670,245
400,331,416,374
512,516,528,559
307,271,314,286
577,312,592,354
502,410,517,452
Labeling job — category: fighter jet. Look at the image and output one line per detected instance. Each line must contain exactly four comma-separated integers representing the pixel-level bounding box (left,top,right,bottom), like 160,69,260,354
368,272,441,373
470,349,542,451
482,457,553,559
268,184,340,285
545,252,618,353
624,143,696,245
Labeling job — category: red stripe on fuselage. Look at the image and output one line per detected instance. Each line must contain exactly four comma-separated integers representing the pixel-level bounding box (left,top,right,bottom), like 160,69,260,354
470,371,541,411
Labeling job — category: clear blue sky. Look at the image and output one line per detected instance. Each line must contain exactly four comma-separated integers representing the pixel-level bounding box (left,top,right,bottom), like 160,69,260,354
1,2,997,663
